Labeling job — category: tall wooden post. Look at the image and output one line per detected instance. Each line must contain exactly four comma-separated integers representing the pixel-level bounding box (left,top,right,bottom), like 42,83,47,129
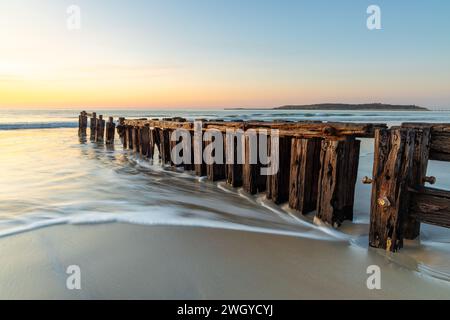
225,130,244,188
139,125,150,158
206,132,226,181
78,111,88,136
289,137,322,214
132,126,140,154
402,126,431,239
153,128,162,160
194,121,207,176
267,136,292,204
117,118,127,149
126,126,133,150
169,129,181,167
316,137,361,227
105,117,115,145
184,131,195,171
243,132,266,194
159,128,172,164
90,112,97,141
369,128,416,252
148,127,157,160
95,115,105,143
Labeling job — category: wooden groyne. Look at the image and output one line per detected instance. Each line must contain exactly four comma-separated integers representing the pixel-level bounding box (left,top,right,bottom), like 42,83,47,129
78,111,450,252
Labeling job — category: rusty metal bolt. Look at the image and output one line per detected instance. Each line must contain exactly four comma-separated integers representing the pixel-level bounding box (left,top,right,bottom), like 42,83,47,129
362,176,373,184
423,176,436,185
377,196,391,208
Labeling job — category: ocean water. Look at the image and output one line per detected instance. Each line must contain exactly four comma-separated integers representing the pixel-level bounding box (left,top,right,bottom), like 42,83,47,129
1,109,450,284
2,109,450,130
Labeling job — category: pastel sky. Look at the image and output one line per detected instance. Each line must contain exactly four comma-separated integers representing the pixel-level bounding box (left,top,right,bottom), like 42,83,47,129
0,0,449,109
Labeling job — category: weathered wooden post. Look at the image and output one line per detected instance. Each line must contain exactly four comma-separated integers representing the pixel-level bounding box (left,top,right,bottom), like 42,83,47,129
400,125,431,239
95,115,105,143
117,117,127,149
90,112,97,141
225,127,244,187
132,126,140,154
194,120,207,176
147,127,158,160
168,118,188,167
369,128,415,252
159,128,172,164
243,130,266,194
78,111,88,136
169,129,180,167
105,117,116,145
288,137,322,213
184,130,195,171
266,135,292,204
139,124,151,158
127,126,133,150
316,137,361,227
205,130,226,181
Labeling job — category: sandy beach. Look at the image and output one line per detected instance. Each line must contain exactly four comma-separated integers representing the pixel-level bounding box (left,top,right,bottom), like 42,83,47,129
1,222,449,299
1,121,450,299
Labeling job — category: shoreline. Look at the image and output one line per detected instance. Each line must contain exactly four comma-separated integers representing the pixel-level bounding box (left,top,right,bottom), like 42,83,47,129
0,222,449,299
1,121,450,299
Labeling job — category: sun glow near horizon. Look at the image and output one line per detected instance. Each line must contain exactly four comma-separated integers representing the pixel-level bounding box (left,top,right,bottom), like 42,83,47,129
1,0,450,109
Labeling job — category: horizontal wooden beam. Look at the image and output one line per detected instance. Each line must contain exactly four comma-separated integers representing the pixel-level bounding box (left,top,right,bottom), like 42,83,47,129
122,119,386,138
402,123,450,161
409,187,450,228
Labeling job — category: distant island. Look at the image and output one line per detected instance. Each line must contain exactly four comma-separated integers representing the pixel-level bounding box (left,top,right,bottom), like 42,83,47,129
226,103,429,111
276,103,428,111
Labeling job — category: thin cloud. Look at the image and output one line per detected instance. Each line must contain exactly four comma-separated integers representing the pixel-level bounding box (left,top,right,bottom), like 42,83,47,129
0,74,23,83
74,64,184,78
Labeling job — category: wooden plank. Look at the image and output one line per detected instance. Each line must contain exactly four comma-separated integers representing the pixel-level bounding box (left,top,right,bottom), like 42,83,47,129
316,137,360,227
95,115,105,143
266,136,292,204
78,111,88,136
243,132,266,194
225,131,243,187
206,121,385,138
429,132,450,161
169,129,193,168
153,128,162,160
205,133,226,181
159,128,171,164
90,112,97,141
369,128,415,252
169,129,180,167
123,119,386,138
184,131,194,171
139,125,150,158
127,126,133,150
403,126,431,239
288,137,322,214
403,123,450,161
105,117,115,145
132,126,140,153
117,118,127,148
147,127,156,160
194,122,207,176
409,187,450,228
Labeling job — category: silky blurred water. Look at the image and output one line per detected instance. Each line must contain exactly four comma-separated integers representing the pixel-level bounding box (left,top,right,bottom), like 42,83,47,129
1,109,450,282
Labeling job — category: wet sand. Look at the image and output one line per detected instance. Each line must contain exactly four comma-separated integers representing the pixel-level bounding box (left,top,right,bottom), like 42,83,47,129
0,223,449,299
